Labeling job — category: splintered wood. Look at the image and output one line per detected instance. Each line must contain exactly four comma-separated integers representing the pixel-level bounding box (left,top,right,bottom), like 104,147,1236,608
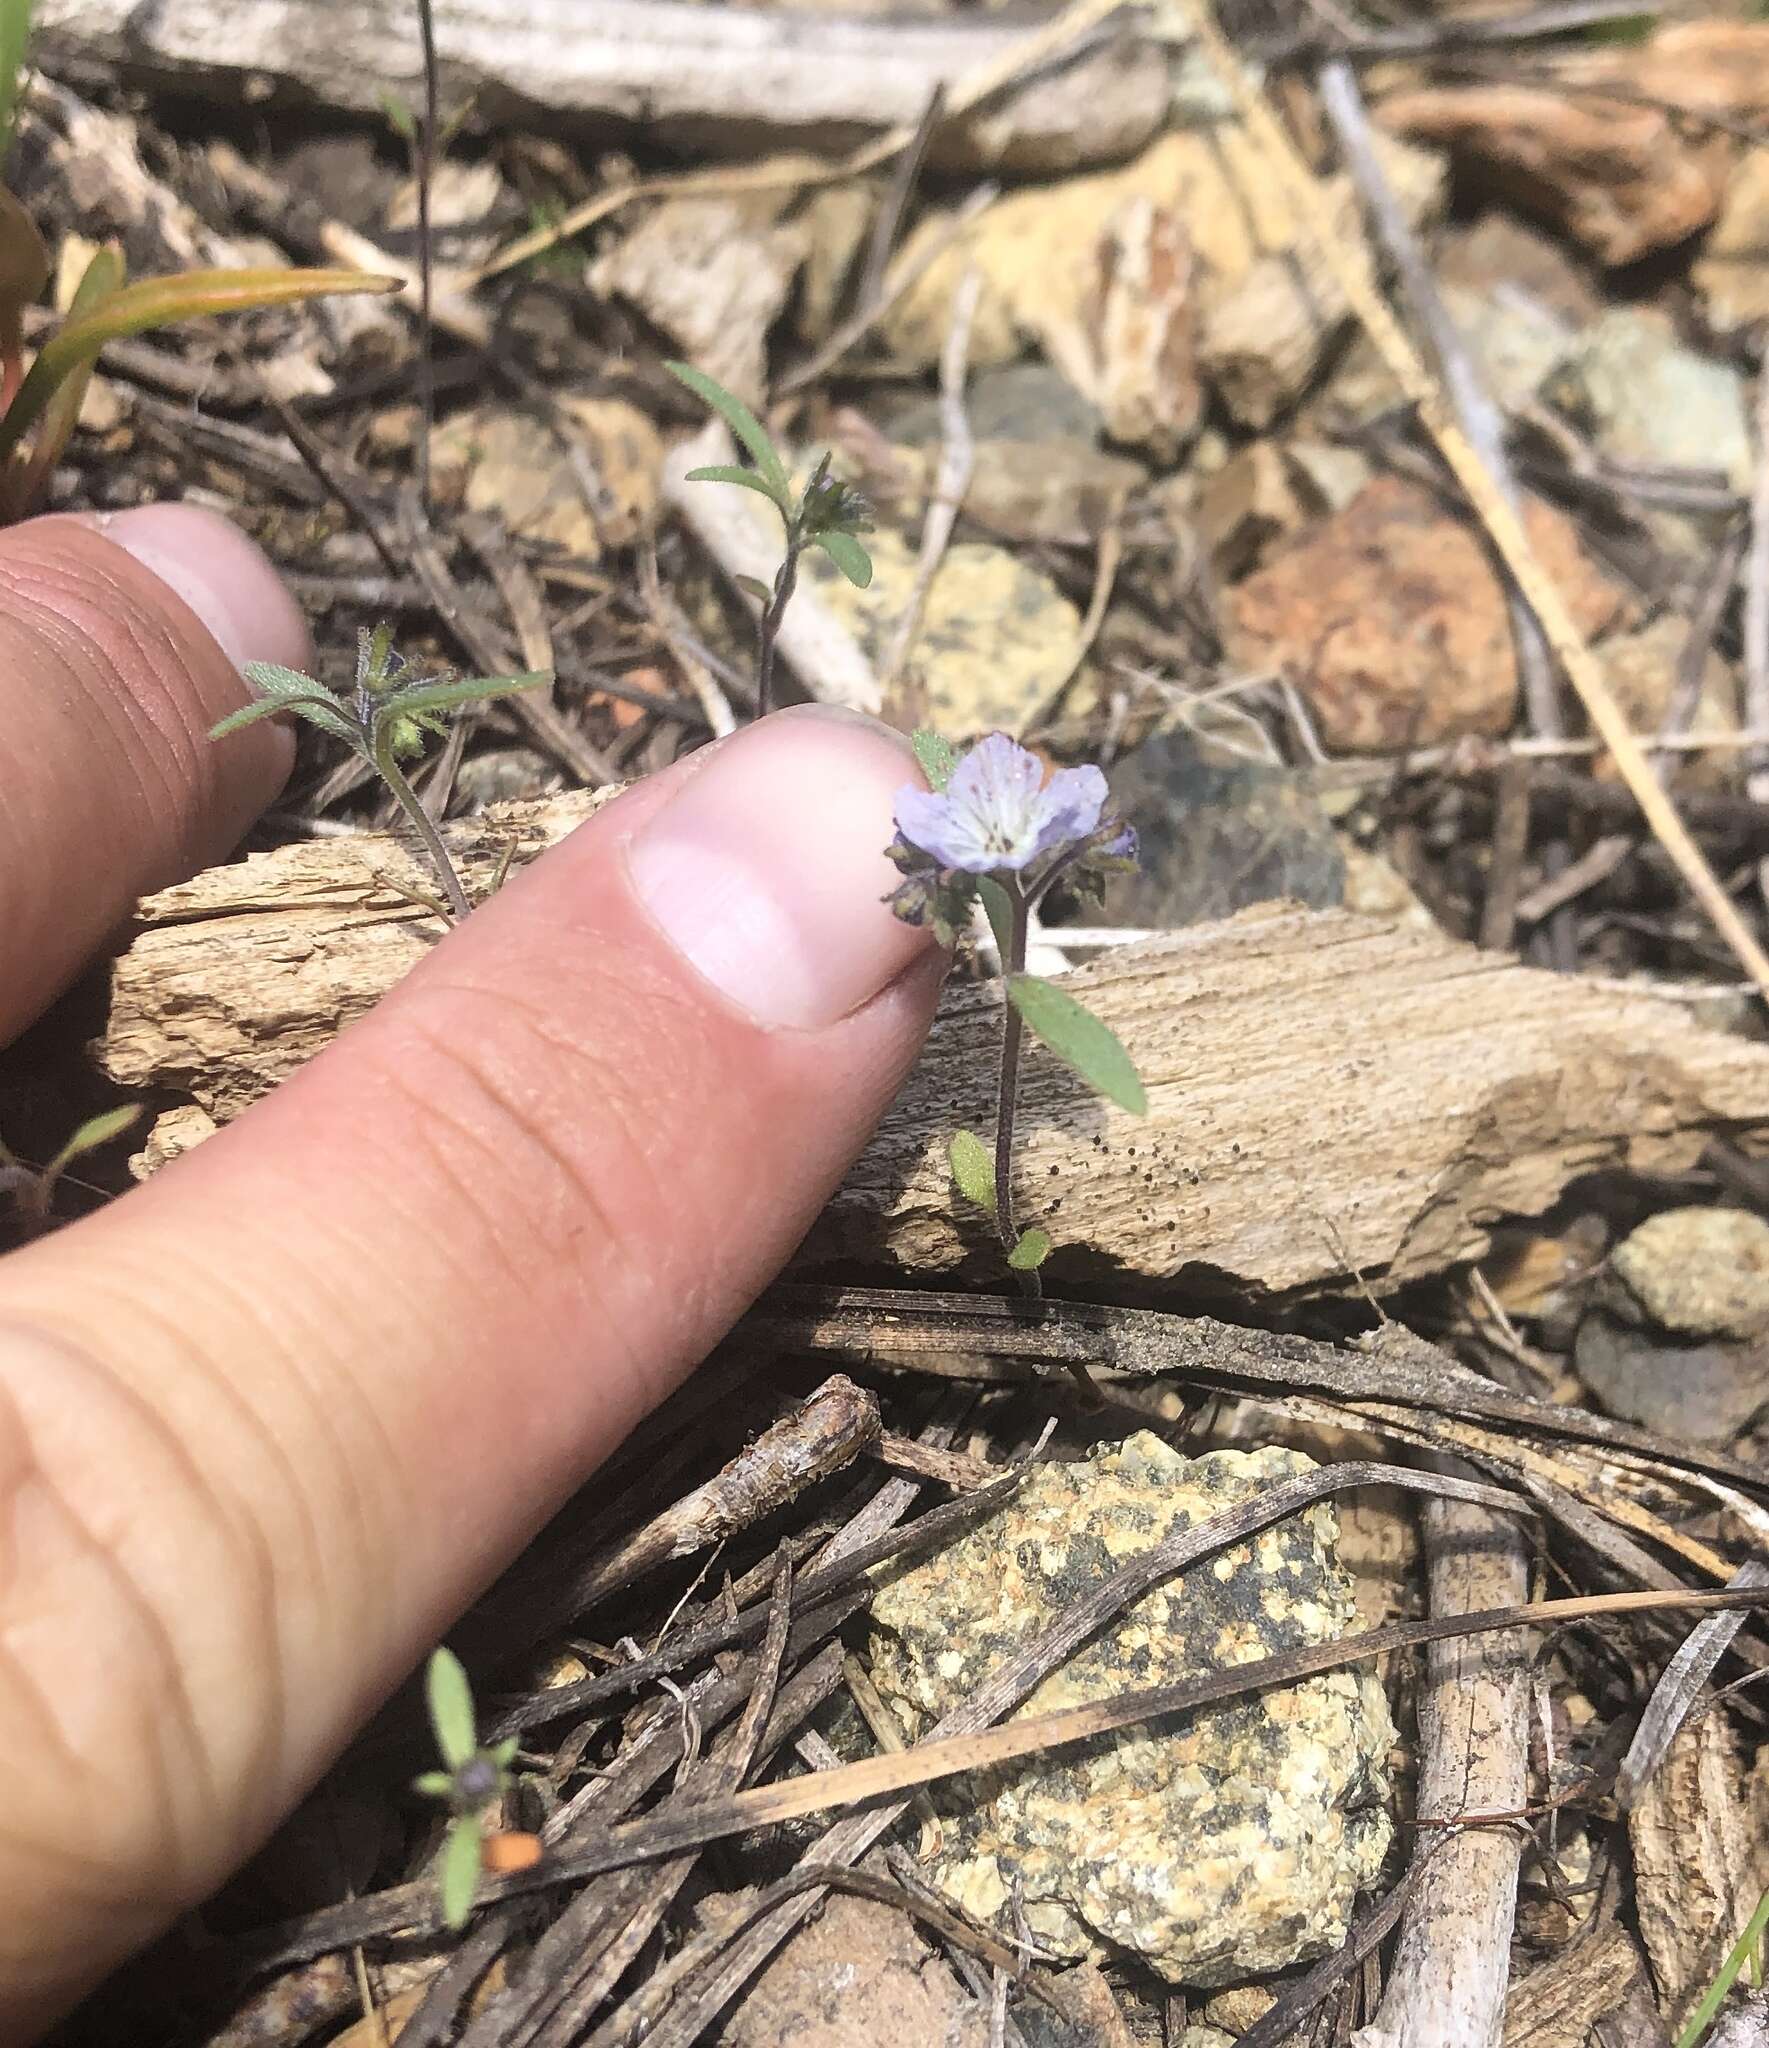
100,789,1769,1301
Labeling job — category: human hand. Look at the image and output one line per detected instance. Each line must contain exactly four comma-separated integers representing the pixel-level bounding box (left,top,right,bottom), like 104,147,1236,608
0,505,944,2038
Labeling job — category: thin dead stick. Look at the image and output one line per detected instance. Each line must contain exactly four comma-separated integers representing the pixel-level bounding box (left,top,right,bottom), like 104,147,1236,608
1189,0,1769,1003
475,0,1133,280
1316,59,1559,748
236,1580,1769,1977
1355,1486,1530,2048
1617,1559,1769,1811
560,1377,877,1614
1747,347,1769,814
878,266,982,695
777,180,997,401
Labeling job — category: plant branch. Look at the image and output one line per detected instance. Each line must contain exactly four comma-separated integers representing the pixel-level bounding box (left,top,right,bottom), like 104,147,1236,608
993,885,1033,1295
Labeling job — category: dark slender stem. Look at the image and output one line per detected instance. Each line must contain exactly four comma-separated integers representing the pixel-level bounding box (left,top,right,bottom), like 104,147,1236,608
375,734,472,921
755,537,800,719
414,0,439,513
994,884,1038,1301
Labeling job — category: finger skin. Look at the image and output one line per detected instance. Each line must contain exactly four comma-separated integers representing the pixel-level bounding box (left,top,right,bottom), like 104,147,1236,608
0,510,305,1041
0,708,941,2034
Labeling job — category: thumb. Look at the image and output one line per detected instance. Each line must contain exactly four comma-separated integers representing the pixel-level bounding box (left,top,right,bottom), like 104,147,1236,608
0,704,942,2032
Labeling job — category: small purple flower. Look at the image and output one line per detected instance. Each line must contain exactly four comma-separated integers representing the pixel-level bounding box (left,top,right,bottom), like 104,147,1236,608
894,732,1108,874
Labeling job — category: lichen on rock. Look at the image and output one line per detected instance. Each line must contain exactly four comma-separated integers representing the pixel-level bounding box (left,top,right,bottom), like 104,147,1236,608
866,1435,1395,1986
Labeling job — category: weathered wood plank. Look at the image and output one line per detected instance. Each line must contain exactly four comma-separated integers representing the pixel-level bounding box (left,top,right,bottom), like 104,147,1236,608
99,788,1769,1299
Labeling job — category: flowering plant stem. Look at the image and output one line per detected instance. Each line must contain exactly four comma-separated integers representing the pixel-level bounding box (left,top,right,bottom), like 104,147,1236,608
755,535,801,720
374,732,472,922
994,882,1037,1299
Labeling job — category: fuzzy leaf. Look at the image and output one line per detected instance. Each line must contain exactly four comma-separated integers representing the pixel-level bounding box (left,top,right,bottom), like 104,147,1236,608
209,692,360,752
912,730,957,793
1007,1226,1052,1271
439,1817,482,1931
976,877,1015,963
383,670,551,722
490,1735,520,1768
44,1103,142,1178
426,1647,477,1772
0,267,398,471
412,1770,455,1801
683,463,789,513
948,1128,997,1216
1007,974,1147,1114
665,360,788,497
812,529,872,587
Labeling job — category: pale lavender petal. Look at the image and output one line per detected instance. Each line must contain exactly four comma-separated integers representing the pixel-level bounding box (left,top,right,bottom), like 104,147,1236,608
1028,764,1108,857
946,730,1045,830
893,782,996,870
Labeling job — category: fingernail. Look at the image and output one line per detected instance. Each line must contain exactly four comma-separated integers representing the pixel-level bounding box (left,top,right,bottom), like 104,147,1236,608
81,503,312,673
626,705,936,1029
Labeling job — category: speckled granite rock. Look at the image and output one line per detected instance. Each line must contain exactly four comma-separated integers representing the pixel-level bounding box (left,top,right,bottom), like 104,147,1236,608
867,1436,1395,1987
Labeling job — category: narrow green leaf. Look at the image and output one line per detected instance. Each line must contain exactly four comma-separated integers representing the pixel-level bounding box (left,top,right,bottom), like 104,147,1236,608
664,360,788,497
976,877,1015,962
43,1103,142,1178
383,670,551,722
10,242,127,513
438,1817,482,1931
683,463,790,513
1008,1226,1053,1272
377,87,418,142
412,1770,455,1801
912,730,957,793
948,1128,997,1216
426,1647,477,1772
1007,974,1147,1115
812,529,872,587
733,573,772,603
0,0,34,164
490,1735,520,1769
0,266,399,472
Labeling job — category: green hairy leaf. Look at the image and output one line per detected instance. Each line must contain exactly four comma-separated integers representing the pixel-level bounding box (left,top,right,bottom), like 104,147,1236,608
911,730,957,793
45,1103,141,1177
384,670,551,721
1007,1226,1053,1272
208,691,360,751
811,529,872,587
425,1647,477,1772
683,463,789,512
1007,975,1147,1115
411,1770,455,1800
947,1128,996,1216
664,360,788,497
439,1816,482,1931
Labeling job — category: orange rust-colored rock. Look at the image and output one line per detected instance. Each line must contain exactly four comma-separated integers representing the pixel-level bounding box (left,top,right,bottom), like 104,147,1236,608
1376,23,1769,266
1225,477,1621,754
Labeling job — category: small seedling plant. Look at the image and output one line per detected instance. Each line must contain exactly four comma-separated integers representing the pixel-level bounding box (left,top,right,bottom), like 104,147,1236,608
209,624,549,921
0,1103,140,1235
886,730,1146,1297
0,0,394,520
664,360,873,717
413,1647,523,1931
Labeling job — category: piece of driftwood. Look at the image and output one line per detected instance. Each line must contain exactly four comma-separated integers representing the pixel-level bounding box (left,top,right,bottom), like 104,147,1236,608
100,789,1769,1300
35,0,1176,174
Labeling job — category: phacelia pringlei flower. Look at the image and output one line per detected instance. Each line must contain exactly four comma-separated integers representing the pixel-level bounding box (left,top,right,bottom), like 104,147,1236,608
886,730,1136,942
